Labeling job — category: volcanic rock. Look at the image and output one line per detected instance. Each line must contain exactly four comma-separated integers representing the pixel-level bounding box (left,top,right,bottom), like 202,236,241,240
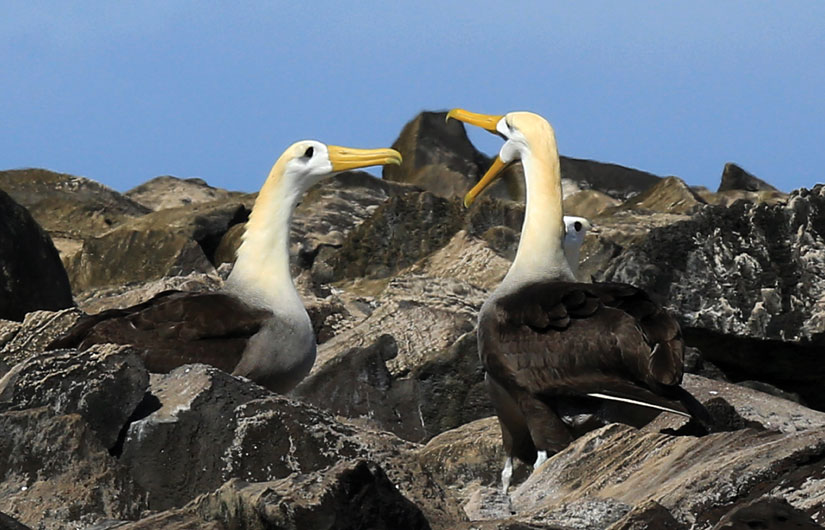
385,111,666,203
0,168,149,240
117,461,431,530
0,344,149,450
0,308,82,368
718,162,779,193
115,363,463,527
602,185,825,407
383,111,518,200
125,175,244,211
563,189,622,218
65,199,249,293
0,190,74,321
0,407,147,530
119,364,270,510
607,176,707,215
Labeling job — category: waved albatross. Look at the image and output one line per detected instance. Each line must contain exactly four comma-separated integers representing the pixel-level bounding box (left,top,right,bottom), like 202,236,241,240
562,215,592,278
49,141,401,393
447,109,709,493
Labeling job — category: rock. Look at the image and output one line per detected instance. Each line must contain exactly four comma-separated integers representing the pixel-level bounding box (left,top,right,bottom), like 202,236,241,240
699,187,788,208
125,176,245,211
65,199,249,293
0,308,82,367
506,423,825,528
116,364,463,527
383,111,518,201
563,189,622,218
384,111,664,202
718,162,779,193
0,168,149,241
0,190,74,321
329,192,466,281
560,156,663,200
328,191,526,283
73,269,225,314
608,176,707,215
0,344,149,450
712,496,822,529
602,185,825,408
408,230,513,291
0,512,32,530
119,364,270,511
609,501,687,530
0,407,147,530
297,328,493,443
577,210,692,282
212,222,244,266
418,416,513,501
645,374,825,435
120,461,431,530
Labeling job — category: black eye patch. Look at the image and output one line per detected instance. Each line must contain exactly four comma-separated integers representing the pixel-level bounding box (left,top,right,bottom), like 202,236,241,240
574,221,583,232
304,146,314,158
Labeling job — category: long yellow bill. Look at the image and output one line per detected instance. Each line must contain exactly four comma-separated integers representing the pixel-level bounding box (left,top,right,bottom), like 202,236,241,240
464,156,508,208
328,146,402,172
445,108,503,133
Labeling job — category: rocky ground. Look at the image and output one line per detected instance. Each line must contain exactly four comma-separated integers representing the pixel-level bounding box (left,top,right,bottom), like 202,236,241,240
1,110,824,529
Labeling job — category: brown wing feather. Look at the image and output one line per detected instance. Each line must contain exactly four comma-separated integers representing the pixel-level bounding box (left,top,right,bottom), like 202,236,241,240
48,290,273,374
481,281,686,404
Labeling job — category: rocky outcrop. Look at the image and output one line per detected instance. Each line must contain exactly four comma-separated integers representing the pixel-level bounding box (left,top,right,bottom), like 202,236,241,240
0,344,149,449
0,407,147,529
383,111,518,200
607,176,707,215
560,156,662,200
0,168,149,239
602,186,825,407
718,163,779,193
66,199,250,292
384,111,665,202
0,191,74,322
2,114,824,529
117,461,431,530
564,189,621,218
125,175,244,211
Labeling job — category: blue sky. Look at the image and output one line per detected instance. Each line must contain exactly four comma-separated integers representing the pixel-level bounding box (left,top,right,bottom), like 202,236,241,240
2,2,823,193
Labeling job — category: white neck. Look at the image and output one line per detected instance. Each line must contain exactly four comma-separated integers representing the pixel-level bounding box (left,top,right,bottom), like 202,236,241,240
499,143,574,292
226,162,305,316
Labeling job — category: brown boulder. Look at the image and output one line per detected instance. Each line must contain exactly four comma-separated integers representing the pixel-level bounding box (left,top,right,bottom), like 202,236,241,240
0,168,149,239
118,461,431,530
125,175,245,211
563,189,621,218
0,344,149,450
65,199,249,293
608,176,707,215
0,407,147,530
383,111,518,200
718,162,779,193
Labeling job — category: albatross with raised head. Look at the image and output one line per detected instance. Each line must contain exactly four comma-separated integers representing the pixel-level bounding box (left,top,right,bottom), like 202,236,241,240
49,141,401,393
447,109,709,493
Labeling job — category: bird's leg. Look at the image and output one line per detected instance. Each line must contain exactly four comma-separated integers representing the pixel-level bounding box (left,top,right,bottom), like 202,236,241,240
501,456,514,494
533,450,549,470
517,394,572,479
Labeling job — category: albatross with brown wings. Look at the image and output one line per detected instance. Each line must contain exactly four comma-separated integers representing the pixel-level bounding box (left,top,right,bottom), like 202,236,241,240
447,109,709,493
49,141,401,393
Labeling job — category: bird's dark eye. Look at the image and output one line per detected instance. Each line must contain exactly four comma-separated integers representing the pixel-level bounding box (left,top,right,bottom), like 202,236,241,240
574,221,583,232
304,146,314,158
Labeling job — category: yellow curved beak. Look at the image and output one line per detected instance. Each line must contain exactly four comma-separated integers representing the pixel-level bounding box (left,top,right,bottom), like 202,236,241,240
445,109,503,133
464,156,509,208
328,146,402,172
